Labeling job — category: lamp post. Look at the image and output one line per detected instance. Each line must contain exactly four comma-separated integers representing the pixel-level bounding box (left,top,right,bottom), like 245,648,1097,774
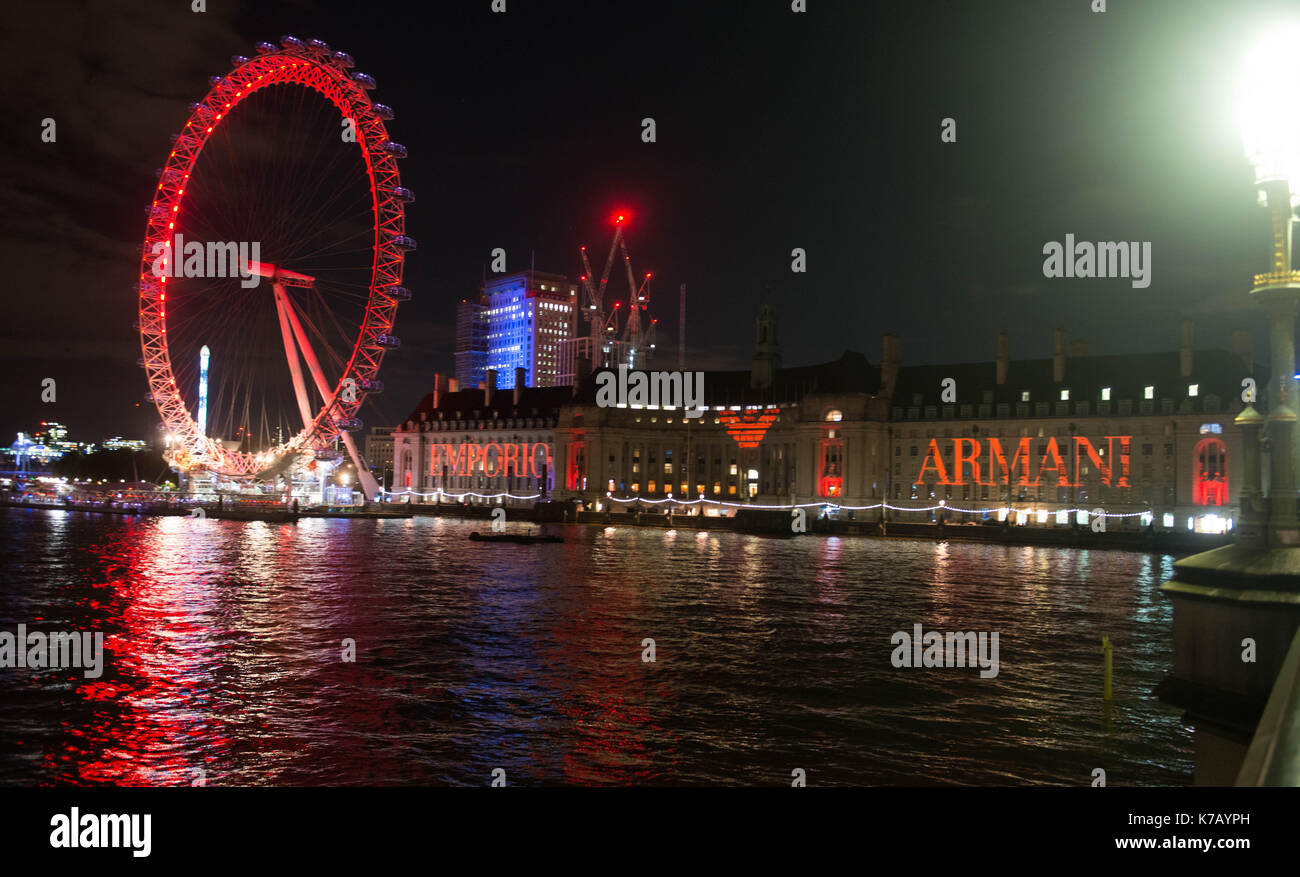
1156,26,1300,785
1239,24,1300,544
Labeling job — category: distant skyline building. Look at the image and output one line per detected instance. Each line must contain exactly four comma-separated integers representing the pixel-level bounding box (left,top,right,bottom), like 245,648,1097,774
454,298,487,391
456,270,578,390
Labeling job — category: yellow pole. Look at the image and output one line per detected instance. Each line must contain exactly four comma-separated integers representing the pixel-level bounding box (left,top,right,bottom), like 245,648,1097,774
1102,635,1113,701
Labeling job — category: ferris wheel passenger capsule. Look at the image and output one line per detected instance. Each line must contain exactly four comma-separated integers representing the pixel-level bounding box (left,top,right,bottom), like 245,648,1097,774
361,379,385,393
279,35,303,49
388,187,415,203
208,75,223,86
389,235,417,251
331,51,355,68
230,55,250,66
352,72,377,90
335,417,364,432
307,39,330,53
254,41,276,54
372,103,395,121
386,286,412,300
376,334,401,349
382,141,407,158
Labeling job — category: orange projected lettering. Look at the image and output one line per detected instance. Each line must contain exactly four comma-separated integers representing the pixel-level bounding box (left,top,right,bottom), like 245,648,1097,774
429,442,552,478
953,437,982,484
913,436,1131,487
986,437,1035,486
915,439,950,483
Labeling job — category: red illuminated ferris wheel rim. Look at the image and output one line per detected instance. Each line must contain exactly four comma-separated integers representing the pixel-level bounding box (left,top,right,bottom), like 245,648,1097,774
136,40,408,478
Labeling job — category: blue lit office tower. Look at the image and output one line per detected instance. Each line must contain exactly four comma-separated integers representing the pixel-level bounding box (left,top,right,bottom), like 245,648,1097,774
457,270,577,389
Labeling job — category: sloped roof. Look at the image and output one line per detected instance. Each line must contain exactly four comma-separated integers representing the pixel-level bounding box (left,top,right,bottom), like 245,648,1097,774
400,385,575,425
891,349,1267,409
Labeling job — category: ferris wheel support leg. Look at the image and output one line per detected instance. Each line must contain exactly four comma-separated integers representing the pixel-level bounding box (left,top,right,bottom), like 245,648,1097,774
280,293,381,502
273,282,317,432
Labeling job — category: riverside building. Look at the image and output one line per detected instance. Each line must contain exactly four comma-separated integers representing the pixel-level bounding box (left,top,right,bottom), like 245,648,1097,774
391,370,567,504
396,305,1260,532
543,310,1260,533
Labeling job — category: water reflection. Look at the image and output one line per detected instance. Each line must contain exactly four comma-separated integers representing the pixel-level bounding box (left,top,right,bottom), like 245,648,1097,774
0,508,1192,786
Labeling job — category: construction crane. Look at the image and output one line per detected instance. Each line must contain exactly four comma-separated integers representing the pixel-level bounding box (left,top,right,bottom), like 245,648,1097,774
577,212,656,369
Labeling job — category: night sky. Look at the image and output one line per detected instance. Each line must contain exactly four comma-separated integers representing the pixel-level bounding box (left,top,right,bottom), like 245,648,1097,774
1,0,1295,443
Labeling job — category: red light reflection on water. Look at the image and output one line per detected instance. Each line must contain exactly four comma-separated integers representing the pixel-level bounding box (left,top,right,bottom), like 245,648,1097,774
55,517,233,786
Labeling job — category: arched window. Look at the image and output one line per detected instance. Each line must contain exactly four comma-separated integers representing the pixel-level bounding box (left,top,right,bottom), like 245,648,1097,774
1193,437,1228,506
824,409,843,422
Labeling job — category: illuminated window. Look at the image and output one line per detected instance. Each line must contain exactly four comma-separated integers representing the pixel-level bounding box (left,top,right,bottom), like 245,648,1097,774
825,409,843,422
1144,385,1155,399
1101,387,1111,401
1020,390,1030,402
1060,389,1069,401
1199,423,1222,435
1194,438,1228,507
1188,384,1199,396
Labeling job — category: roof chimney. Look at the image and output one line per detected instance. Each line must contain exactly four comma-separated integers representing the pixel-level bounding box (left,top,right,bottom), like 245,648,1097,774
996,330,1009,385
514,367,526,405
573,356,591,397
485,368,497,406
1179,320,1195,378
1232,328,1254,373
432,373,448,409
881,333,901,398
1053,328,1066,383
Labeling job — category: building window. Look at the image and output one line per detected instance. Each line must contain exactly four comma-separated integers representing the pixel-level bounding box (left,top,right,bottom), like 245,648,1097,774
1101,387,1111,401
1194,438,1228,506
1060,389,1069,401
1020,390,1030,402
819,439,843,498
1144,385,1155,399
1188,384,1199,397
825,409,843,422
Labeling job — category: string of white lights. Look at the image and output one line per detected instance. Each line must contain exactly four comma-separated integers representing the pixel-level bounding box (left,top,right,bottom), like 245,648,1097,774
382,488,542,501
379,488,1160,520
602,492,1156,518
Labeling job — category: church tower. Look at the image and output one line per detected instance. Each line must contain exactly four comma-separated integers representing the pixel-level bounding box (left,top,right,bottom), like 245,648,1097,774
751,303,782,389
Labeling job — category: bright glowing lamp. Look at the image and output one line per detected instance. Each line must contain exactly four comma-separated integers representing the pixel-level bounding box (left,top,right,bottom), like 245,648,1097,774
1238,24,1300,200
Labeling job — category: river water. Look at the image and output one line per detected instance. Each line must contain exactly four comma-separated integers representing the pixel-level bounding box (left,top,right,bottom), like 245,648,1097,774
0,506,1192,786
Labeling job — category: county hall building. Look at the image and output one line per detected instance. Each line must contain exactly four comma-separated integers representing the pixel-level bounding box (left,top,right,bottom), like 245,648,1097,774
546,309,1260,533
393,306,1261,533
